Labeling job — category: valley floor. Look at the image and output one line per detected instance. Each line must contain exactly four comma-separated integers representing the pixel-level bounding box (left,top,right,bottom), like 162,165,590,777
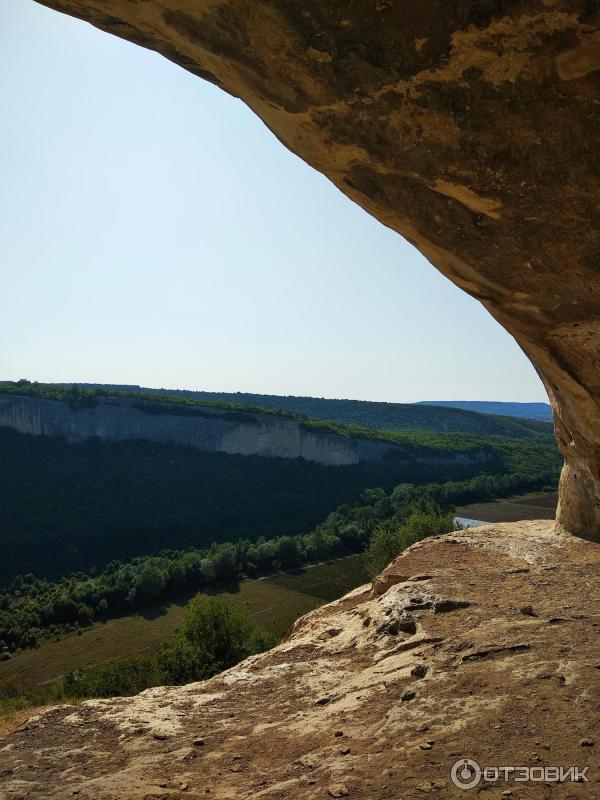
0,556,368,689
456,490,557,523
0,493,557,693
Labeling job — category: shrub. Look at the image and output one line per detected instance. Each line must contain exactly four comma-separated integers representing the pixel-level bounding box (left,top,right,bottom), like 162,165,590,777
63,596,276,700
366,509,455,576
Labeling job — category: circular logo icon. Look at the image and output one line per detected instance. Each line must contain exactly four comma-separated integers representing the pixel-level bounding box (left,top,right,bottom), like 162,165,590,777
451,759,482,790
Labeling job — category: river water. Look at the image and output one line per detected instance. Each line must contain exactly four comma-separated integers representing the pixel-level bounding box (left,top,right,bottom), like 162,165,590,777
453,516,490,528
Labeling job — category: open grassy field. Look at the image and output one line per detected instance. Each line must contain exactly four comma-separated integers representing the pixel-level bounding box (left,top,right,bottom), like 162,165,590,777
455,491,557,523
264,554,369,602
0,555,368,689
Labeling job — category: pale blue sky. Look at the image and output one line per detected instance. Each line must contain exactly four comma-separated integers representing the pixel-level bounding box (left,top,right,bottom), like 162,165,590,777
0,1,547,403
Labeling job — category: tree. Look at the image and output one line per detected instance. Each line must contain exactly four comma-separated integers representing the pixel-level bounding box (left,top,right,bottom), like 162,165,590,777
366,508,455,577
211,546,237,583
199,558,216,584
167,561,186,591
274,537,301,569
366,526,405,577
130,563,166,605
52,595,79,625
77,604,94,627
158,597,250,683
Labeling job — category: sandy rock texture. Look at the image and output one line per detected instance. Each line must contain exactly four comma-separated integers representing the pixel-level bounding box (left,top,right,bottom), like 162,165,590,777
2,522,599,799
33,0,600,536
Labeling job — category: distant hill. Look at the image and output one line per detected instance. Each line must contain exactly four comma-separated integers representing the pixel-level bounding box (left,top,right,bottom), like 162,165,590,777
50,383,555,440
417,401,552,422
0,382,561,581
0,391,412,467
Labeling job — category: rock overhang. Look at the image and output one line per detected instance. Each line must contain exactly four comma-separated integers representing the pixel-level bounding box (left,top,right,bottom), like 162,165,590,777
31,0,600,537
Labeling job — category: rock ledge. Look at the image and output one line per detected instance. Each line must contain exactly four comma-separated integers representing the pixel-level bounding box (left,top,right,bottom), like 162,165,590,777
2,521,599,799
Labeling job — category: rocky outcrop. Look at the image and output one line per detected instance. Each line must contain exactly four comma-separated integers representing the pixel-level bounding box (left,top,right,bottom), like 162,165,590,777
0,393,415,466
2,521,599,798
2,393,489,468
35,0,600,537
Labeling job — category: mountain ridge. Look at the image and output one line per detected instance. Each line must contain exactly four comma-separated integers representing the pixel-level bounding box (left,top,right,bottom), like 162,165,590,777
418,400,552,422
0,383,562,580
37,382,554,438
0,392,399,467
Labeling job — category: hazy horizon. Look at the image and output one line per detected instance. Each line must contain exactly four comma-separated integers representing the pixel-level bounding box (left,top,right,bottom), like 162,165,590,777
2,377,550,407
1,2,549,405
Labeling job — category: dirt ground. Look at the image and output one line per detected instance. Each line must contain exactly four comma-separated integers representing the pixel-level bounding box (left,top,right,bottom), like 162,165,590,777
456,491,558,523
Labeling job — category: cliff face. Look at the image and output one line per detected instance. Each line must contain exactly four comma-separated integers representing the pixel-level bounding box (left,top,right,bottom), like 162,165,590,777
2,521,599,799
0,393,412,466
35,0,600,537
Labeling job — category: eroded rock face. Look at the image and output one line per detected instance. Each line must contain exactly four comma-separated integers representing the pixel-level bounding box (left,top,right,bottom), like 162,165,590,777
2,522,599,798
0,393,416,466
35,1,600,535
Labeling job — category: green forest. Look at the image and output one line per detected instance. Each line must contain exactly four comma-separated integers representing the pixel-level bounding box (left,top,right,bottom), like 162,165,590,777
0,419,561,581
11,497,451,702
0,471,557,655
0,380,563,708
34,380,554,438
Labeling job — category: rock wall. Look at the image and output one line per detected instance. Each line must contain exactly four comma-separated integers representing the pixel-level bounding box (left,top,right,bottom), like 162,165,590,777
0,393,402,466
36,0,600,537
2,521,598,798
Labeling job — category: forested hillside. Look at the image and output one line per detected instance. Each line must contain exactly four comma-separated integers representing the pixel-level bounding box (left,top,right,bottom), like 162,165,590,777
0,422,561,582
47,382,554,438
0,472,556,654
418,400,552,421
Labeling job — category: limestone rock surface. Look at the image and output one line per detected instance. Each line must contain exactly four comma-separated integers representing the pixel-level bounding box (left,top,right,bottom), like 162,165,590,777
2,522,599,799
0,393,417,466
